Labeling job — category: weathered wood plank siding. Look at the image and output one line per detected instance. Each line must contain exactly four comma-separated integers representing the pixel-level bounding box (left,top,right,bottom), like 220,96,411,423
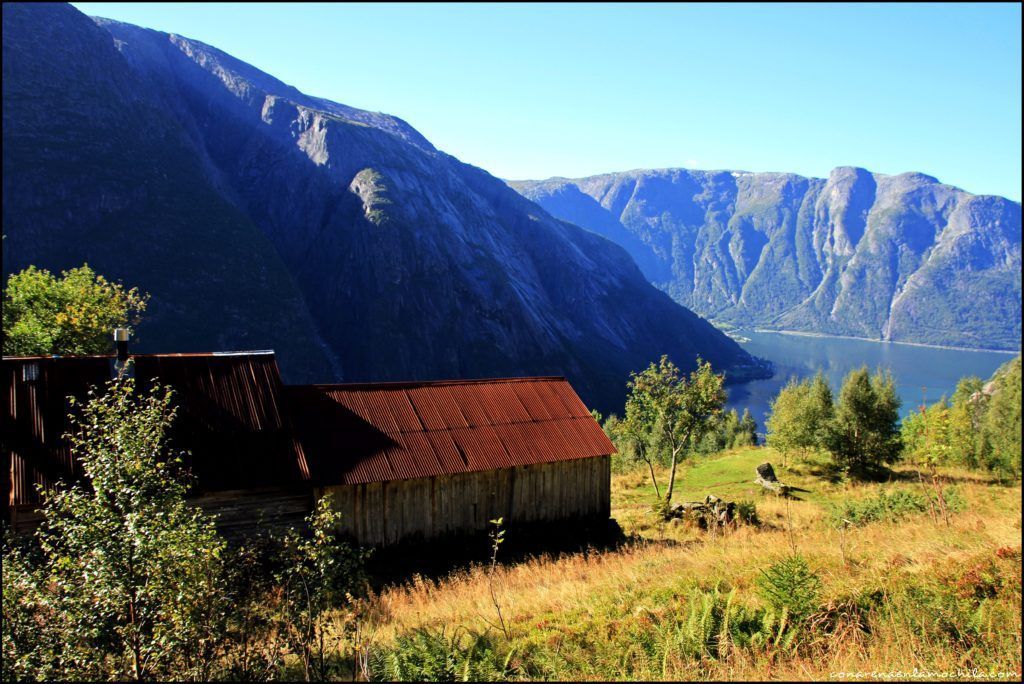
190,487,313,538
319,455,611,546
7,487,314,538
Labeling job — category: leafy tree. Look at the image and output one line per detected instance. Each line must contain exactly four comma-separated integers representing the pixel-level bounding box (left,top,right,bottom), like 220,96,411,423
899,408,928,464
2,375,229,681
2,264,148,356
276,495,369,681
618,390,662,497
979,357,1022,478
735,408,758,447
626,355,726,515
825,367,902,477
766,372,833,464
1,375,372,682
900,359,1021,480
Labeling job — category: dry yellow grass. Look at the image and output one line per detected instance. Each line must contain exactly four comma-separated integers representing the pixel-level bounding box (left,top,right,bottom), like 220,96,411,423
357,449,1022,680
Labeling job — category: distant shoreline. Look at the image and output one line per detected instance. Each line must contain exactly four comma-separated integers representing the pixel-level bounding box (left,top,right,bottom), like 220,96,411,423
746,328,1020,355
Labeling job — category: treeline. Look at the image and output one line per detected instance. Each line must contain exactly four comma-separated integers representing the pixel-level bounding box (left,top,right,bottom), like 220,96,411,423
901,356,1022,479
764,359,1022,480
766,367,901,477
604,354,1022,483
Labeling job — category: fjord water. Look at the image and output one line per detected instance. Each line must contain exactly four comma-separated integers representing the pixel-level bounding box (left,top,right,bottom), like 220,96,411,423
728,331,1017,432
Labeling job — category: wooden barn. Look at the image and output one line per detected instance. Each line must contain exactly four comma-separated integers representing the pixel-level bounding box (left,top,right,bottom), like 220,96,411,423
2,350,613,545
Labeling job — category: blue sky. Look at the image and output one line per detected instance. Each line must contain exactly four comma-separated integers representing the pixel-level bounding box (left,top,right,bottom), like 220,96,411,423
73,2,1022,200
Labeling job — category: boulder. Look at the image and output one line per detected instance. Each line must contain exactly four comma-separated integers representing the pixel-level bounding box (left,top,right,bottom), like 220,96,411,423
755,462,778,482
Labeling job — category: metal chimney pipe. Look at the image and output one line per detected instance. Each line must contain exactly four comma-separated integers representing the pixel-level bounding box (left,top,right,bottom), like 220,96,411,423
113,328,130,362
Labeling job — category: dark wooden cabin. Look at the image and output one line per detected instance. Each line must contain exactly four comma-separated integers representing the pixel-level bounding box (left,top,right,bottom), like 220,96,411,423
2,351,613,544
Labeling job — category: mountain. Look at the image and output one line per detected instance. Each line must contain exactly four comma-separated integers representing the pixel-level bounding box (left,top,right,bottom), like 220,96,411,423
512,168,1022,351
1,3,765,413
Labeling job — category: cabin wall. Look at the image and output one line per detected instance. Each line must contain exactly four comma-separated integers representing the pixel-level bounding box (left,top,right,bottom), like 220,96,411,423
190,487,313,538
6,457,612,545
319,455,611,546
5,487,314,538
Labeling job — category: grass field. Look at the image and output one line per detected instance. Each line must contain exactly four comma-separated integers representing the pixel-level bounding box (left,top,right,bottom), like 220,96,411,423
358,447,1022,681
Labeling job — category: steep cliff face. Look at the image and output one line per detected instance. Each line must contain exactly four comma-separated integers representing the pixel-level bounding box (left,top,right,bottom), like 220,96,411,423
2,2,337,381
513,168,1022,350
2,3,763,412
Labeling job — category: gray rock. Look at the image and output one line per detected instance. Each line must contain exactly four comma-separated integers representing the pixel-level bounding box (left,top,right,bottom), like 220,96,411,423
1,3,769,412
513,167,1022,351
756,462,779,483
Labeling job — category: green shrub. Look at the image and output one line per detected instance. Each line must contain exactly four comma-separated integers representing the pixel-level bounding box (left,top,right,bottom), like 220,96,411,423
756,555,821,620
369,627,517,682
735,500,761,526
0,377,368,682
830,487,966,527
658,587,800,663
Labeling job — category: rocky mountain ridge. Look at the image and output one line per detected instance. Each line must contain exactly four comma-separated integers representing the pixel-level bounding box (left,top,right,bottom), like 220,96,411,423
512,167,1021,350
2,3,765,412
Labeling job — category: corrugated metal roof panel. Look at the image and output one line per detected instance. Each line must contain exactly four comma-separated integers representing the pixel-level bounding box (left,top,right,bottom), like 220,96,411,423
5,358,613,509
288,377,612,485
528,380,575,420
352,389,402,435
341,450,395,486
3,353,311,511
405,386,453,431
492,423,539,467
425,430,467,472
397,431,446,478
445,384,491,427
475,383,532,425
511,382,554,422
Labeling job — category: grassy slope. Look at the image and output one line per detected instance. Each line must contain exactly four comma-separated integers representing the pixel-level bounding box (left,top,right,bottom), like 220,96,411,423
362,447,1022,680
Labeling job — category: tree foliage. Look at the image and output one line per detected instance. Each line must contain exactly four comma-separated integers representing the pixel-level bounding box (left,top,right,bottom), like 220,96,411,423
900,357,1021,479
2,376,227,681
625,355,726,514
2,264,148,356
979,357,1022,478
1,375,370,682
276,495,369,681
826,367,902,477
765,372,834,463
698,408,758,453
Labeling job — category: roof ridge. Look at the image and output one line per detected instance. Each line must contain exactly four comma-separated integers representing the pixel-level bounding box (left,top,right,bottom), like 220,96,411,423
2,350,276,360
289,376,568,390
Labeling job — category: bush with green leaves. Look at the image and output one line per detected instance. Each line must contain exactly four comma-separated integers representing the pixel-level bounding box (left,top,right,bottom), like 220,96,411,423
979,356,1022,479
829,487,966,527
1,376,370,683
696,408,759,454
766,371,834,464
735,500,761,526
369,627,518,682
654,587,800,663
2,264,148,356
275,495,370,681
1,376,229,681
901,358,1021,480
1,537,66,681
756,554,821,621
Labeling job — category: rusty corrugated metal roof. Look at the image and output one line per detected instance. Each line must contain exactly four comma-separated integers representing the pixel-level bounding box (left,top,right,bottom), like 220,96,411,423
286,377,615,486
4,353,614,511
2,353,310,509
